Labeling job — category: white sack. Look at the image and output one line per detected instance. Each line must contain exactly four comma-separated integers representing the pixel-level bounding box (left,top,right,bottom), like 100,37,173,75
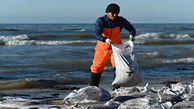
112,40,141,87
63,86,111,105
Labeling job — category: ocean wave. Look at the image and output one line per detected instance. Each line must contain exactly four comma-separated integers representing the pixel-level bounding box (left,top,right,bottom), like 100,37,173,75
138,57,194,67
54,28,90,32
134,33,194,45
0,34,96,46
0,26,91,33
135,33,160,39
0,34,29,41
4,40,96,46
136,39,194,45
161,57,194,64
137,52,159,58
41,28,91,33
30,33,94,40
0,34,31,46
75,29,87,32
169,34,191,39
176,26,194,31
0,27,20,31
35,40,96,45
135,33,192,39
1,33,194,46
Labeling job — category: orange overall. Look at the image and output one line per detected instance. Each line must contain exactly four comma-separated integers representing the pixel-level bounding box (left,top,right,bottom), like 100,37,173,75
90,27,122,74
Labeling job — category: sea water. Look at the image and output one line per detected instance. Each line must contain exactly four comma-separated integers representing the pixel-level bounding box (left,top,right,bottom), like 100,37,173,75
0,23,194,90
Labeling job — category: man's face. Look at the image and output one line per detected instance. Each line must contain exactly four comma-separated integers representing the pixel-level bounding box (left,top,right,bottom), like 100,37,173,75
107,12,119,21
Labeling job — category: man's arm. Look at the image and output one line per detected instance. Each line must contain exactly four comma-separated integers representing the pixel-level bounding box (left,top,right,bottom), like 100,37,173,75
121,17,136,37
95,18,106,42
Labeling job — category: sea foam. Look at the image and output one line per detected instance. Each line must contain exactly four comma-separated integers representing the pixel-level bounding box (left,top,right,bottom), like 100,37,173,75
161,57,194,64
138,51,159,57
0,34,96,46
136,33,160,39
0,34,29,41
136,33,191,39
169,34,190,39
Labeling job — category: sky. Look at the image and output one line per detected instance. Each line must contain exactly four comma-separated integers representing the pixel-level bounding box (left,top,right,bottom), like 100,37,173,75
0,0,194,23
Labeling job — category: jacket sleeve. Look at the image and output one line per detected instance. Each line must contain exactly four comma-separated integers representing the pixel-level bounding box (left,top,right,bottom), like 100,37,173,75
95,18,106,42
121,17,136,37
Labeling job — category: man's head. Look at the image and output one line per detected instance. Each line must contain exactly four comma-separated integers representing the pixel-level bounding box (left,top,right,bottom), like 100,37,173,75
106,3,120,21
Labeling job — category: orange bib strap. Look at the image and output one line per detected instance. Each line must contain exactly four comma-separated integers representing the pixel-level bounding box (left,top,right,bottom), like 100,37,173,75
102,27,122,44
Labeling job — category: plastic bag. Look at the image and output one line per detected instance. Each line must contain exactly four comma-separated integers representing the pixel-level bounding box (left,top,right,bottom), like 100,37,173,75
63,86,111,105
112,40,141,87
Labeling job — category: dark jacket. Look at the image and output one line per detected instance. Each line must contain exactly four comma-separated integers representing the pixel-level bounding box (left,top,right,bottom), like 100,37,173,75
95,15,136,42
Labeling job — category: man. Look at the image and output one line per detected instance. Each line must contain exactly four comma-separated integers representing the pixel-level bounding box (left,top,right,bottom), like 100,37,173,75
90,3,136,87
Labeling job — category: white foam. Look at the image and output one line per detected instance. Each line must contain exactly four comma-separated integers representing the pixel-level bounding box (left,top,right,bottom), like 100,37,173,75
138,51,159,57
4,40,96,46
135,33,160,40
35,40,95,45
0,34,32,46
0,34,96,46
169,34,190,39
134,33,160,44
136,33,191,39
0,34,29,41
5,40,35,46
76,29,86,32
161,57,194,64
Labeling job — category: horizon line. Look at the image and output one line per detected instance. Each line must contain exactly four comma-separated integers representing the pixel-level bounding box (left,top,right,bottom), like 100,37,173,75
1,22,194,24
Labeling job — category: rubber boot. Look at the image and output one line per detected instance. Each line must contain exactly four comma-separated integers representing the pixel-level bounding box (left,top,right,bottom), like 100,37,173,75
112,67,120,91
90,72,102,87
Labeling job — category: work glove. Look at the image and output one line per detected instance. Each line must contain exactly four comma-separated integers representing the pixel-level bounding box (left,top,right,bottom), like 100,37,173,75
105,38,112,45
129,35,135,42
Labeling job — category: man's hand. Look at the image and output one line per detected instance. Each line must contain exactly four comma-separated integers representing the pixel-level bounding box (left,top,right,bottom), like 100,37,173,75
129,35,135,42
105,38,112,45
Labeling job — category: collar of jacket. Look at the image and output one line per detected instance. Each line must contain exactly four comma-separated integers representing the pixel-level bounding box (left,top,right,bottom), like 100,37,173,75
103,15,120,28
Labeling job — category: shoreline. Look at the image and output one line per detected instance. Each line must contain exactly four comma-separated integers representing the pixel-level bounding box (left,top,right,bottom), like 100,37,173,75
0,77,193,109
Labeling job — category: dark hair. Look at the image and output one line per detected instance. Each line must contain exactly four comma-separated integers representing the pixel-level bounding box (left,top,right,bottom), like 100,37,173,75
105,3,120,13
